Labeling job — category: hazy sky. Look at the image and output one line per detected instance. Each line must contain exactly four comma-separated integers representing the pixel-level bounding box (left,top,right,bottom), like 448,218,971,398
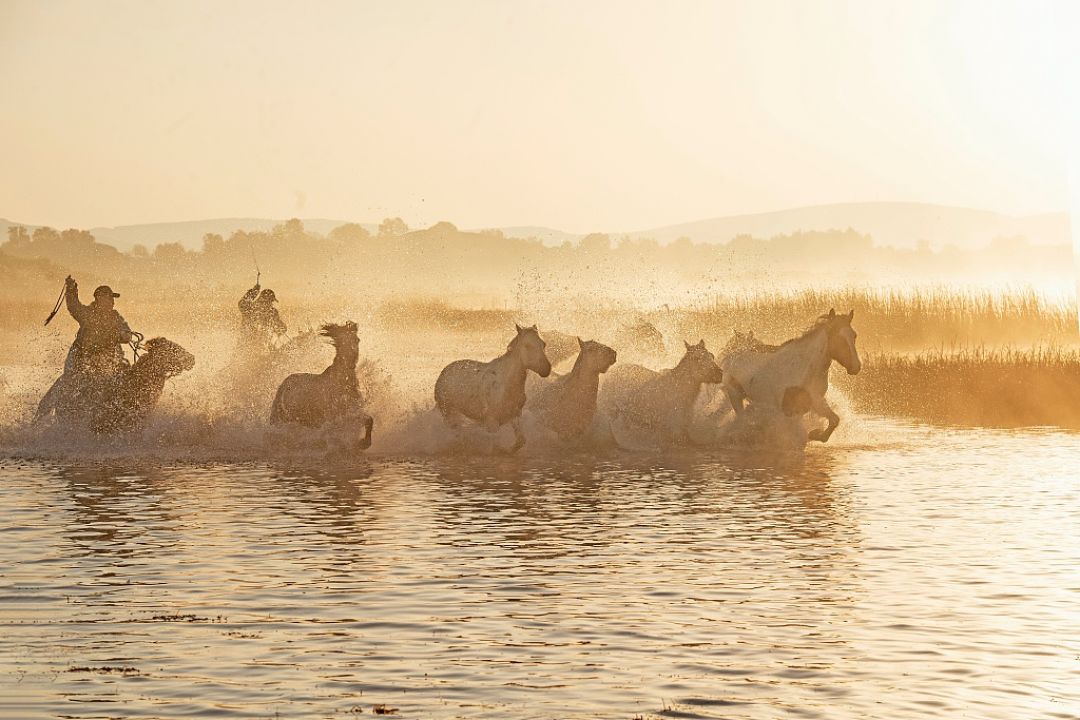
1,0,1076,232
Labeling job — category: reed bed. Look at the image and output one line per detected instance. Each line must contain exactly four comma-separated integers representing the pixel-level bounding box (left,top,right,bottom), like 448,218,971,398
835,347,1080,428
679,288,1077,352
373,288,1079,352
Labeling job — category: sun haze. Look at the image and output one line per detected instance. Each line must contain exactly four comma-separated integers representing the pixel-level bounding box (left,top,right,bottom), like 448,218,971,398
1,0,1076,231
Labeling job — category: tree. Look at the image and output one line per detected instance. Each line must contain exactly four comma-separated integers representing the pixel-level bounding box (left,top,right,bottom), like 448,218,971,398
153,242,188,263
378,217,408,238
31,227,60,244
272,218,306,242
60,228,95,246
329,223,371,244
131,244,149,258
202,233,225,254
429,221,457,234
579,232,611,253
5,225,30,249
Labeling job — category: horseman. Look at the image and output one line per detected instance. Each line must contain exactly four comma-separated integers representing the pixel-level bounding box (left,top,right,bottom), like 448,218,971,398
237,282,286,353
63,276,133,379
35,276,135,422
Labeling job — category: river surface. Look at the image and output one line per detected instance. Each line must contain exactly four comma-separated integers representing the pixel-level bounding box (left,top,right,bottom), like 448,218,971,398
1,418,1078,719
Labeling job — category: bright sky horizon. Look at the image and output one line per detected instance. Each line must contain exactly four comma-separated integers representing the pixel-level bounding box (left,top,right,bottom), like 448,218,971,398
1,0,1077,233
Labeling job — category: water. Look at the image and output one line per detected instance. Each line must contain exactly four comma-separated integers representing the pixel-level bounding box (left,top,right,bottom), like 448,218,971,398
1,419,1078,719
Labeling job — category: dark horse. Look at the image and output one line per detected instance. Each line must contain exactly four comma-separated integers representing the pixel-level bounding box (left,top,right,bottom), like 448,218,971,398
269,322,374,450
36,337,195,434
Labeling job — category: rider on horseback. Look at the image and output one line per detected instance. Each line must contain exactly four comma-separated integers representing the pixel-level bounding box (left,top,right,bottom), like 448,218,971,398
35,276,135,423
63,276,133,378
238,282,286,352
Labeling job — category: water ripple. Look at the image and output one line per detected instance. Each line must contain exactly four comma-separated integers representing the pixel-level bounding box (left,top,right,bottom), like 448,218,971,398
1,421,1078,718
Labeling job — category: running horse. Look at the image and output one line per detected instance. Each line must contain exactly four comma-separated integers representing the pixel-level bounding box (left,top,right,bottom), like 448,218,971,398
599,339,723,446
720,309,861,442
269,322,374,450
435,324,552,453
37,337,195,434
527,338,617,441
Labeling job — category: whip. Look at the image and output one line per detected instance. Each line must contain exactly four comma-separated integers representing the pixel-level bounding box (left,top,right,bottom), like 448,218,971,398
250,241,261,285
44,281,66,326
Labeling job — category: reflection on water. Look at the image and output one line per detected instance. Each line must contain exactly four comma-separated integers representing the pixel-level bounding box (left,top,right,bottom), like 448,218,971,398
1,420,1078,719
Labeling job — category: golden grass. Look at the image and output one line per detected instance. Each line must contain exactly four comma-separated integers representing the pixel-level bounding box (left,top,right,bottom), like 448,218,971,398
376,299,515,333
835,347,1080,428
678,288,1077,351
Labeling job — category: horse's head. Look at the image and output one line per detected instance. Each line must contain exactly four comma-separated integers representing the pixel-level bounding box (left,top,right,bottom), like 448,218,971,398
722,330,746,356
680,339,724,383
723,329,760,356
510,324,552,377
822,308,861,375
320,321,360,354
576,338,617,374
141,337,196,376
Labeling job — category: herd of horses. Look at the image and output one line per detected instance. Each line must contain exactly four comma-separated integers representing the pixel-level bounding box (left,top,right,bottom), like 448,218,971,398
33,308,861,452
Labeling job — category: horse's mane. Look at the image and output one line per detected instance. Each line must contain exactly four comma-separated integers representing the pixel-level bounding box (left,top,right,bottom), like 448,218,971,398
775,313,846,350
508,325,540,350
319,321,358,347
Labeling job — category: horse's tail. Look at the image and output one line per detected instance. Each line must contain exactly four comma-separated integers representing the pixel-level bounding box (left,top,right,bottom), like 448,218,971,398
269,382,288,425
35,376,66,423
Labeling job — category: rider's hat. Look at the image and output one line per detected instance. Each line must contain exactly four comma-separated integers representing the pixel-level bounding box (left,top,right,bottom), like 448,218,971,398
93,285,120,299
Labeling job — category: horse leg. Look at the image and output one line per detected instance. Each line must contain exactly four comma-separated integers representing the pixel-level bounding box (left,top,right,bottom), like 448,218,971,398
807,396,840,442
508,417,526,453
359,414,374,450
269,384,287,424
671,407,695,446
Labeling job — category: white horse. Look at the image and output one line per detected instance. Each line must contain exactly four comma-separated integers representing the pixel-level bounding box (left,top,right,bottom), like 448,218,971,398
720,309,860,443
434,324,552,452
599,339,723,446
527,338,617,441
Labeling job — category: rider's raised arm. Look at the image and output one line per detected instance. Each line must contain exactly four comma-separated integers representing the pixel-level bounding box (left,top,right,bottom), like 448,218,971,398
239,284,260,313
65,280,90,323
115,312,133,345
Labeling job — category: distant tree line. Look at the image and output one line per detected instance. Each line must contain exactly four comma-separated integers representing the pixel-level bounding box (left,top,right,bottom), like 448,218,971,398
1,216,1071,307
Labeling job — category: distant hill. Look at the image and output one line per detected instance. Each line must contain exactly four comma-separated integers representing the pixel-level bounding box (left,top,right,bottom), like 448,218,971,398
623,202,1070,249
2,202,1071,252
